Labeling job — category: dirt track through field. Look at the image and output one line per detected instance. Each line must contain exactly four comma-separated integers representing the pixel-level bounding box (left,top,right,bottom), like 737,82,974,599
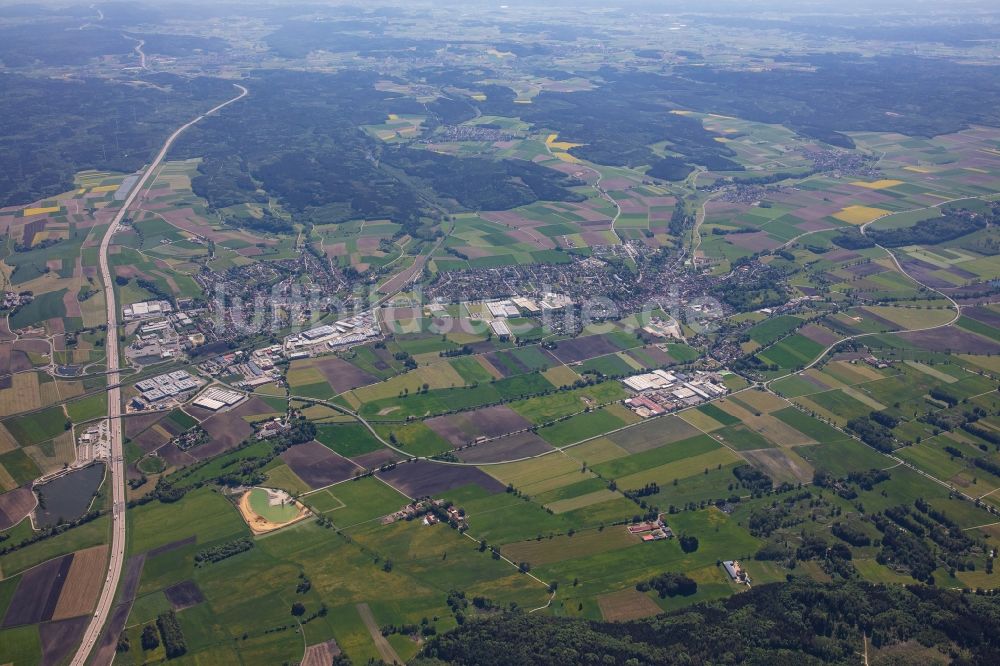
356,603,401,664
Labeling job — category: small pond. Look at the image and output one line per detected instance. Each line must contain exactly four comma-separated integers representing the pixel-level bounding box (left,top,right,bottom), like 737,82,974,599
33,463,106,528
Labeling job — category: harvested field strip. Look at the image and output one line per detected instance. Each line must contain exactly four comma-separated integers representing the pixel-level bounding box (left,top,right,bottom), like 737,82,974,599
597,589,663,621
679,409,724,433
607,415,701,454
743,414,816,447
486,455,582,489
741,448,814,485
532,477,608,505
729,389,790,414
545,488,619,514
592,435,719,479
52,545,108,620
502,528,639,567
356,603,402,665
521,470,597,496
564,437,629,464
615,448,741,489
904,360,958,383
840,386,886,411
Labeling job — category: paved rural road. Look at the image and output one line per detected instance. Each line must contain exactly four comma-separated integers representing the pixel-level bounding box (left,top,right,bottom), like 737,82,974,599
70,83,247,666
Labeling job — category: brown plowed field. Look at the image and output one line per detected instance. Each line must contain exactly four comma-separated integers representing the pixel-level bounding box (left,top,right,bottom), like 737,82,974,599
280,441,362,489
40,615,89,666
456,432,553,463
376,459,505,498
314,357,377,394
2,554,72,627
0,486,36,529
426,405,531,447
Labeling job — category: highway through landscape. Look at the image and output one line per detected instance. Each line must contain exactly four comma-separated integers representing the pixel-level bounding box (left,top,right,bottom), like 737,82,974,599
69,83,248,666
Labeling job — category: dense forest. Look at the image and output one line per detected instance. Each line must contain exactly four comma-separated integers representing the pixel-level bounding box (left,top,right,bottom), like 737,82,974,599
0,73,234,207
867,208,990,247
473,75,743,177
173,70,584,236
667,55,1000,146
417,580,1000,665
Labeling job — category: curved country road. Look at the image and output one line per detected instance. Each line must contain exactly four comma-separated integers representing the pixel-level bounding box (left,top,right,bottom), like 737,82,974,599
70,83,248,666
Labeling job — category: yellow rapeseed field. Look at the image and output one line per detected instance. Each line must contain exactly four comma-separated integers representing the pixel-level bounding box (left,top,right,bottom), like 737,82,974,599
545,133,584,151
833,205,890,225
91,184,119,193
23,206,60,216
850,179,903,190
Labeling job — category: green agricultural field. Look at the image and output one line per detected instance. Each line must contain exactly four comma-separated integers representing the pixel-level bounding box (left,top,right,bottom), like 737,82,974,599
579,353,636,377
66,392,107,423
3,405,68,445
771,407,845,441
796,439,889,477
263,464,311,495
592,435,720,480
537,407,627,446
0,513,110,576
9,289,68,329
0,449,42,486
615,448,742,489
746,315,802,345
315,423,385,457
536,508,760,597
166,408,198,430
373,422,451,457
0,625,41,666
510,381,628,424
757,334,826,369
449,356,495,384
6,15,999,662
128,488,248,555
696,403,740,426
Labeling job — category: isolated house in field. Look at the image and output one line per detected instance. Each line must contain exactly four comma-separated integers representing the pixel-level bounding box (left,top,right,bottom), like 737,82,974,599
723,560,751,586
